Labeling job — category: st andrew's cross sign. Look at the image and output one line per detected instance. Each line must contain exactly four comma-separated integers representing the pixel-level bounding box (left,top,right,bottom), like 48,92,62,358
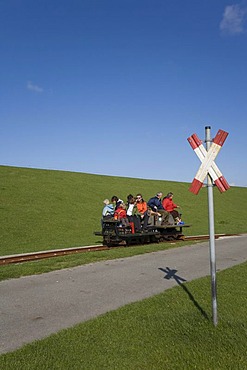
188,129,230,194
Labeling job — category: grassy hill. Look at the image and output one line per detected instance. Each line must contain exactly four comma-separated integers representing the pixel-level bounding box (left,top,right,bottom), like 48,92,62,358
1,165,246,256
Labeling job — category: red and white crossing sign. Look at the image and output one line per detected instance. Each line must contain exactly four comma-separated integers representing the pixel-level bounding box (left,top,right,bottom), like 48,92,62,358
188,129,230,195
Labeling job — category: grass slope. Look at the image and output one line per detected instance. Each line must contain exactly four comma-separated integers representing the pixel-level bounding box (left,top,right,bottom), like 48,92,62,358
1,262,247,369
1,165,247,255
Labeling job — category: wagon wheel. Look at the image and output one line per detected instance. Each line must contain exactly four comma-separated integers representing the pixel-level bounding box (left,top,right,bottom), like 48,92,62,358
103,235,112,247
123,236,130,247
164,235,175,241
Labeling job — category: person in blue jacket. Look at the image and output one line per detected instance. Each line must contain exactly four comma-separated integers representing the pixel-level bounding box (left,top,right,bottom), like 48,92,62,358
102,199,114,219
147,192,173,225
147,192,164,211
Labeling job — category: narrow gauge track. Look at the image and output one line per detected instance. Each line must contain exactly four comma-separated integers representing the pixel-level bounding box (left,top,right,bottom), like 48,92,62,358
0,234,238,266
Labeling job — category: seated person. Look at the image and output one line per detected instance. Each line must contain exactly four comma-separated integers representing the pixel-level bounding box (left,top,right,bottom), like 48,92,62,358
111,196,123,211
162,192,182,224
147,192,164,212
102,199,114,220
126,194,142,233
136,193,149,230
147,192,173,225
114,203,129,227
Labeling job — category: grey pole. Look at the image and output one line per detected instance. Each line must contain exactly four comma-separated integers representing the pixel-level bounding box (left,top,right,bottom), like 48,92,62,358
205,126,218,326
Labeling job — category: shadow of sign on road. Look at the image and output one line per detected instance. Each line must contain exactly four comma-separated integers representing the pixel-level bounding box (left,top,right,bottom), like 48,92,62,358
159,267,209,320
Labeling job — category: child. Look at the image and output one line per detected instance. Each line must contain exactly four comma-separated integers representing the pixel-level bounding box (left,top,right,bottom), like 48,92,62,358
114,203,129,227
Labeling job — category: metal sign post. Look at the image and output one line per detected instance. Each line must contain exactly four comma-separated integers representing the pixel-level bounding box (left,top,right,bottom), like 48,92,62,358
187,126,230,326
205,126,217,326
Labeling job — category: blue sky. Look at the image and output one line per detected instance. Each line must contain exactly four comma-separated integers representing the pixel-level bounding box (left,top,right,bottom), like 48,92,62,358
1,0,247,187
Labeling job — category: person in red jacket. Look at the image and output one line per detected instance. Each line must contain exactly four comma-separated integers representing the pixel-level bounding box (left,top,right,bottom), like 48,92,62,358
162,192,182,224
114,203,129,227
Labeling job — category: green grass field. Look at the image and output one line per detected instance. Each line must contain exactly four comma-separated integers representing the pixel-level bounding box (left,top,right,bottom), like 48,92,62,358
1,261,247,369
1,165,247,256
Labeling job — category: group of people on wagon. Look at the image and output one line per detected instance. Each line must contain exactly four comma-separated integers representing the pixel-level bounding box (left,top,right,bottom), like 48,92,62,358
102,192,183,233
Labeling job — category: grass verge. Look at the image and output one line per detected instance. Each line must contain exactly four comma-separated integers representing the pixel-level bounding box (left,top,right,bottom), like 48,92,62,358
1,262,247,369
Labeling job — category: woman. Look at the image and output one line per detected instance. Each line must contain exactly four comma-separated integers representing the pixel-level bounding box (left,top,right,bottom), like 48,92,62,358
162,192,182,224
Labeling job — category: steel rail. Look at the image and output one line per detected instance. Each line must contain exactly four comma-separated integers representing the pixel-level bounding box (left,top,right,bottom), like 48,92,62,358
0,245,109,266
0,234,238,266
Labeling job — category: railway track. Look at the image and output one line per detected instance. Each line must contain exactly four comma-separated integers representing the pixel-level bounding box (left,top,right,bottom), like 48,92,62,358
0,234,238,266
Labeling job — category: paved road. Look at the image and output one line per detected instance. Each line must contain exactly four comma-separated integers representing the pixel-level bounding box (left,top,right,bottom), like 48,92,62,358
1,234,247,354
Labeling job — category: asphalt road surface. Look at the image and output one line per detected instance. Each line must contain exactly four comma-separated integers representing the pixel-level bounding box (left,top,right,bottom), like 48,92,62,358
1,234,247,354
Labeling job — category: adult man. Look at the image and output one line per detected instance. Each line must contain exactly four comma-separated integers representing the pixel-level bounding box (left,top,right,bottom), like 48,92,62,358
136,193,149,231
147,192,173,225
147,192,164,212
